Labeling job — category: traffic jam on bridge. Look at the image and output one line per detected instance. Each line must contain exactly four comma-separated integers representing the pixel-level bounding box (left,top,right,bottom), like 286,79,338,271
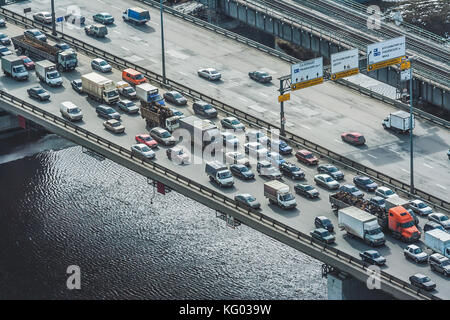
0,0,449,301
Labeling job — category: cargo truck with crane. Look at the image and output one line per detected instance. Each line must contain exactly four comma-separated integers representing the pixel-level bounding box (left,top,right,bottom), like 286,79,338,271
81,72,119,104
11,34,77,71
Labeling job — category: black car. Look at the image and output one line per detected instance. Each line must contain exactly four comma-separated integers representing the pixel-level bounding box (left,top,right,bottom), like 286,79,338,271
280,162,305,180
423,221,445,233
317,164,344,180
27,86,50,101
409,274,436,291
71,79,82,93
339,184,364,199
230,164,255,180
0,33,11,46
163,91,187,106
310,228,335,244
359,250,386,266
234,193,261,210
314,216,334,232
353,175,378,192
96,105,120,120
294,184,319,199
248,70,272,83
193,100,217,118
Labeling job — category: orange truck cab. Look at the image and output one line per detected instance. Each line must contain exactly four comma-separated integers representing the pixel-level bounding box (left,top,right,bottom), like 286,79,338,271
122,68,147,86
388,206,421,242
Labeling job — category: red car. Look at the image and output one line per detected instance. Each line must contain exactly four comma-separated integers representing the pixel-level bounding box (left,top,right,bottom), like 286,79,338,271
341,132,366,146
19,55,35,70
295,149,318,165
135,134,158,148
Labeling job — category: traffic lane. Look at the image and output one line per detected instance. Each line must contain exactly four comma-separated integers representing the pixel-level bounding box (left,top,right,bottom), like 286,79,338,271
6,0,450,199
1,26,448,297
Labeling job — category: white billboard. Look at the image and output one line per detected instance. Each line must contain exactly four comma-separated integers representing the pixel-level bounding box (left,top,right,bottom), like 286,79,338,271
331,49,359,74
367,36,405,65
291,57,323,84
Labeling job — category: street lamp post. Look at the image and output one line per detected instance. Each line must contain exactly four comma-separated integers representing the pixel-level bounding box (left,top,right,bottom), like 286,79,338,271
408,63,414,194
51,0,57,36
160,0,166,84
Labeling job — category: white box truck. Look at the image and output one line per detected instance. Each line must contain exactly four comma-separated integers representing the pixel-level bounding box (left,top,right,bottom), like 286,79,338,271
382,110,415,134
384,195,411,211
35,60,62,86
136,83,165,107
338,206,385,246
425,229,450,258
205,161,234,187
178,116,220,148
1,55,28,80
264,180,296,209
81,72,119,104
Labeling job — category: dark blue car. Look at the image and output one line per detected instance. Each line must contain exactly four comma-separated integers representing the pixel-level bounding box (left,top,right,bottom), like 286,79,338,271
353,175,378,192
271,140,292,155
339,184,364,199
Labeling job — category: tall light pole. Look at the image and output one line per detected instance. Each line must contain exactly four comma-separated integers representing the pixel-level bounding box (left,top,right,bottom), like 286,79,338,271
160,0,166,84
408,61,414,193
51,0,57,36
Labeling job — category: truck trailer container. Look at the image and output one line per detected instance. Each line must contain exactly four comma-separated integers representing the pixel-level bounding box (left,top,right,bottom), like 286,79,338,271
122,7,150,25
338,206,385,246
1,55,28,80
136,83,165,107
178,116,220,148
205,161,234,187
425,229,450,258
35,60,62,86
382,111,415,134
81,72,119,104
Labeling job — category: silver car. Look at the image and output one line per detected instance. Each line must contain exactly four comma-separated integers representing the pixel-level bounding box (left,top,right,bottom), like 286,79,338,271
150,127,176,146
91,58,112,73
375,186,397,199
314,174,340,190
197,67,221,80
428,213,450,230
131,144,155,159
103,119,125,134
409,199,433,216
33,12,52,24
404,244,428,263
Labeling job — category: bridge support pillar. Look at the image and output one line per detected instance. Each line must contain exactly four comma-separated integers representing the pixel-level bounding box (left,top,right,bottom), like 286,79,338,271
327,270,394,300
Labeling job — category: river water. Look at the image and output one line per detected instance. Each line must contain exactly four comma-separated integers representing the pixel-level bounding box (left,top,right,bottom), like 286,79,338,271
0,133,326,299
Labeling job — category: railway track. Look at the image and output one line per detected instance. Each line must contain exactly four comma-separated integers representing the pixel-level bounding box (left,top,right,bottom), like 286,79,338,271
244,0,450,88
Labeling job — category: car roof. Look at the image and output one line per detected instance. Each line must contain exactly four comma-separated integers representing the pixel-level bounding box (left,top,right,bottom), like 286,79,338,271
432,213,445,217
106,119,119,124
133,143,147,148
413,273,427,279
365,250,378,254
411,199,424,204
258,160,271,165
316,174,330,179
430,253,447,260
343,184,356,188
93,58,105,62
297,149,311,154
378,186,391,191
152,127,167,132
315,228,328,233
317,216,329,220
238,193,252,198
123,68,141,75
371,196,384,201
406,244,419,250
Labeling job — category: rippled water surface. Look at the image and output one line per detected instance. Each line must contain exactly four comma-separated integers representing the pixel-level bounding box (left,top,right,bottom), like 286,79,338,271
0,134,326,299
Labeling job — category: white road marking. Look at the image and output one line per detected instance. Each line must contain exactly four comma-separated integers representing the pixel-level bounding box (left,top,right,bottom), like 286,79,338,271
121,46,130,51
149,21,159,26
300,124,311,130
178,71,188,76
112,5,122,10
113,30,121,35
323,120,333,125
239,97,249,102
367,154,377,159
334,139,344,144
423,163,433,169
436,184,447,190
258,92,268,97
401,168,410,173
391,150,402,155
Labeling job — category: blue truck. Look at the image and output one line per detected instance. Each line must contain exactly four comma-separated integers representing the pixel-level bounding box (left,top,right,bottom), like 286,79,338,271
136,83,165,107
122,7,150,25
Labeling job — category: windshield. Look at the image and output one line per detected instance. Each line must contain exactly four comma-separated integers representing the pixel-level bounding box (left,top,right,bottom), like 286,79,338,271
161,132,171,138
350,187,359,192
106,91,118,98
144,136,152,141
47,72,60,79
111,122,121,127
246,196,256,202
23,58,32,63
325,177,334,182
417,203,427,209
124,102,134,107
320,230,330,237
259,72,269,77
105,108,115,114
371,252,380,258
402,221,414,228
367,228,381,235
125,88,134,93
59,44,70,50
290,166,299,172
305,154,313,159
68,108,80,114
328,167,338,172
239,166,249,172
235,154,244,160
0,47,8,52
103,14,113,19
173,92,182,99
413,248,422,254
141,146,151,152
99,61,108,66
133,74,144,80
420,277,431,283
32,31,42,36
13,66,26,73
231,119,240,125
218,171,231,179
203,105,212,110
364,178,374,184
0,34,6,39
442,260,450,266
280,194,294,201
35,89,45,94
210,70,219,74
440,216,449,221
304,185,314,191
385,190,394,195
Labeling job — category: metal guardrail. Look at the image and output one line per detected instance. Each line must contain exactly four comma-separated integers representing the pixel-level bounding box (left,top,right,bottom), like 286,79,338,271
1,6,449,215
0,89,439,300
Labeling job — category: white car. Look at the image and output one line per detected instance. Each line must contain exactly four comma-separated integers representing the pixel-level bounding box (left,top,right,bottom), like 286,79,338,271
166,146,190,164
244,142,268,159
33,12,52,24
131,144,155,159
409,199,433,216
375,186,397,199
197,67,221,81
225,152,250,167
91,58,112,72
221,131,239,148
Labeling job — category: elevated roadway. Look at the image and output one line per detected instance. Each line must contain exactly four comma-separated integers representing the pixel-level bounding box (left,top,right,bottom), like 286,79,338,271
0,22,448,299
4,0,450,201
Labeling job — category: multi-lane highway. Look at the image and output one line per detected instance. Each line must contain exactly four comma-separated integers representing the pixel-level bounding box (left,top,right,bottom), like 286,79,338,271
0,21,448,298
5,0,449,201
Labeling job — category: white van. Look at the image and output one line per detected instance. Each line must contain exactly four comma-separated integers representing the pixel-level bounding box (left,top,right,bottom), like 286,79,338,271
60,101,83,121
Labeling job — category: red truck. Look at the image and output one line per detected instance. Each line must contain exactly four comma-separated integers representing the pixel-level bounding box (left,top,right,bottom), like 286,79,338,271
387,206,421,242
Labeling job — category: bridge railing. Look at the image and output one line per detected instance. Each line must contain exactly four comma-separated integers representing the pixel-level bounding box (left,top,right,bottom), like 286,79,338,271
1,5,448,214
0,89,441,300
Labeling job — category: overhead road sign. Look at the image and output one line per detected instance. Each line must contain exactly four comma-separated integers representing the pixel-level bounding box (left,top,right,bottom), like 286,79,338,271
278,93,290,103
291,57,324,91
367,36,406,72
23,8,31,14
331,48,359,80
